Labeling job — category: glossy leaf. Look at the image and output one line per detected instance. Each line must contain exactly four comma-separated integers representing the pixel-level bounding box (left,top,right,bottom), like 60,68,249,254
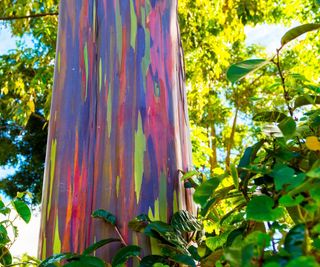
82,238,120,255
294,95,320,110
227,59,268,83
171,254,196,267
246,196,284,221
111,245,141,267
91,209,116,225
193,178,220,207
128,214,150,232
278,117,296,138
144,222,187,248
281,24,320,46
170,210,202,233
12,200,31,223
279,195,304,207
0,247,12,266
140,255,169,267
284,224,306,258
253,111,287,123
39,253,78,267
64,256,106,267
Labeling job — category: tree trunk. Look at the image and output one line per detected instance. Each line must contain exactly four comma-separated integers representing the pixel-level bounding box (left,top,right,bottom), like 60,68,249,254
39,0,193,262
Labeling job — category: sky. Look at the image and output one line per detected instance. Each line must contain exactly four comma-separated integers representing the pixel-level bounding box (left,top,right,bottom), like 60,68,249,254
0,21,298,258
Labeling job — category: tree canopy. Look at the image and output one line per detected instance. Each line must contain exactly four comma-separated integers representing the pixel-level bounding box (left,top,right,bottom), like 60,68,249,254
0,0,319,204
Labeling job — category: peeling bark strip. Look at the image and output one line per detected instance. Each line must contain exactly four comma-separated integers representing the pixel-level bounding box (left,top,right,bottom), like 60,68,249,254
39,0,193,262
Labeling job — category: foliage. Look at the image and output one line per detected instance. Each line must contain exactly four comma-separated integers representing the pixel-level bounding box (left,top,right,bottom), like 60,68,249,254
0,192,38,267
1,0,320,202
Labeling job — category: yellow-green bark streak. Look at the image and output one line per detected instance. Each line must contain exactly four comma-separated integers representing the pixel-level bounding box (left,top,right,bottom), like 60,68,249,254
47,139,57,220
134,113,146,203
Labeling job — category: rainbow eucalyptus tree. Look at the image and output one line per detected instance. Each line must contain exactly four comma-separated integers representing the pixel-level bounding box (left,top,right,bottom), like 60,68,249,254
39,0,193,261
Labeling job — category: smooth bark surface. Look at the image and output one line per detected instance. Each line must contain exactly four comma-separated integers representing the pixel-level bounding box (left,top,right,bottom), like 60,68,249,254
39,0,193,261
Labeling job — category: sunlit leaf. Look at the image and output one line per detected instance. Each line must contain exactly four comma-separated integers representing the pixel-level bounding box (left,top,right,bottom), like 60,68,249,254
227,59,268,83
111,245,141,267
281,24,320,47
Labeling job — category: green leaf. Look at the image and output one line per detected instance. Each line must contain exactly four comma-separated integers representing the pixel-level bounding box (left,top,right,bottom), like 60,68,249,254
278,117,296,138
144,222,187,248
230,164,239,190
111,245,141,267
193,178,220,207
286,256,319,267
284,224,306,258
39,253,78,267
306,160,320,178
12,200,31,223
246,196,284,221
181,170,198,180
227,59,268,83
91,209,116,225
0,247,12,266
281,24,320,47
206,235,227,251
140,255,169,267
253,111,287,123
170,210,201,233
294,95,320,110
171,254,196,267
128,214,150,232
279,195,304,207
64,256,106,267
271,166,305,191
82,238,120,255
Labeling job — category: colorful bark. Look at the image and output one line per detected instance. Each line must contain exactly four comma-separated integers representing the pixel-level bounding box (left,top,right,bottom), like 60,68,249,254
39,0,193,261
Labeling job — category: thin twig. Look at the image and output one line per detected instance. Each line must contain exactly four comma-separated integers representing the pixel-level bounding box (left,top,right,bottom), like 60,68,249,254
0,12,58,21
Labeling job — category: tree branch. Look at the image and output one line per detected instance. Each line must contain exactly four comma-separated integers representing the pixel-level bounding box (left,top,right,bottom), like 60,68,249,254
0,12,58,21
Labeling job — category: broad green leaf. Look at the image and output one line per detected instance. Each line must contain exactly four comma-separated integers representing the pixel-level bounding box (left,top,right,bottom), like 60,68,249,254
278,117,296,138
310,187,320,202
230,164,239,190
281,24,320,47
140,255,169,267
82,238,120,255
279,195,304,207
111,245,141,267
144,222,187,248
245,231,271,248
271,166,305,191
306,160,320,178
253,111,287,123
128,214,150,232
0,247,12,266
227,59,268,83
91,209,116,225
39,253,78,267
206,235,227,251
294,95,320,110
246,196,284,221
193,178,220,207
170,210,202,233
181,170,198,180
284,224,306,258
64,256,105,267
171,254,196,267
12,200,31,223
286,256,319,267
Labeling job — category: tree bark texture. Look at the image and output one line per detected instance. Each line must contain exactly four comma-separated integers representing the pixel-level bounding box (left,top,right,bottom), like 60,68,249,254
39,0,193,261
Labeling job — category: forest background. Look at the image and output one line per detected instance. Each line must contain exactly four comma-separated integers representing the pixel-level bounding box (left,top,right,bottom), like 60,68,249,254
0,0,320,260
